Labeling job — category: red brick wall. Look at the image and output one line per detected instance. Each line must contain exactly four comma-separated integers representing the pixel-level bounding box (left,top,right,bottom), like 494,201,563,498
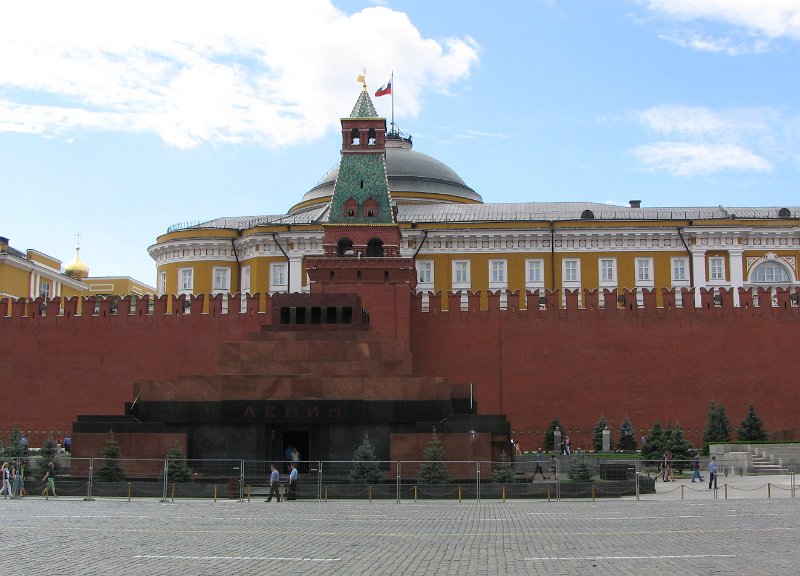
410,302,800,450
0,310,264,445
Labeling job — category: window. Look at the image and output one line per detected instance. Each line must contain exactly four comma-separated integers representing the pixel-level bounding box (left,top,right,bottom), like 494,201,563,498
213,267,230,292
417,260,433,286
270,262,288,291
40,281,50,299
179,268,193,292
158,271,167,295
452,260,470,289
562,259,580,283
526,259,544,287
635,258,653,286
671,257,689,285
241,266,251,293
599,258,616,286
751,261,791,284
709,257,726,282
489,259,507,288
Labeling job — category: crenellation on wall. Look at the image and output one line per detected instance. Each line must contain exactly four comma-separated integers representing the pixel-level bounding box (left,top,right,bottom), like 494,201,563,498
410,287,800,318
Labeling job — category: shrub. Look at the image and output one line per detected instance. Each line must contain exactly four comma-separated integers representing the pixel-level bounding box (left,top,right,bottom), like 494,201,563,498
349,431,383,484
417,428,449,484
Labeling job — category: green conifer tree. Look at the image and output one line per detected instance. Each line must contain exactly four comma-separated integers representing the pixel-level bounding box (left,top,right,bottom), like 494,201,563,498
417,428,449,484
617,417,636,451
4,425,25,458
737,404,768,441
567,453,593,482
592,415,609,452
39,437,58,473
96,431,125,482
349,431,383,484
703,401,732,449
491,450,517,484
641,421,664,461
543,417,562,452
163,442,192,483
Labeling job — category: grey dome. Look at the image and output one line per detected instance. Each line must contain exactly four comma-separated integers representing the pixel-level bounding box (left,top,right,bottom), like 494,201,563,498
291,138,482,213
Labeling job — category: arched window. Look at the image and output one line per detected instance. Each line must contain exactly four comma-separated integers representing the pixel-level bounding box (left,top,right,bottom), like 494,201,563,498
367,127,376,145
343,197,359,218
581,209,595,219
350,128,360,145
366,238,384,257
750,261,791,284
337,238,354,257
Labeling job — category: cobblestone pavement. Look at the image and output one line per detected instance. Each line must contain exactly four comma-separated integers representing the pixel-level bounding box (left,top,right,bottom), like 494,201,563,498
2,495,799,575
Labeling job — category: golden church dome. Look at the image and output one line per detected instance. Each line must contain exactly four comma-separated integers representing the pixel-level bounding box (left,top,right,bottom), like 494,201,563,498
64,246,89,280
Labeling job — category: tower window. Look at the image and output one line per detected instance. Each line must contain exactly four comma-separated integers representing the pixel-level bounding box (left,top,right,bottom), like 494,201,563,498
363,196,378,218
350,127,360,145
368,128,376,145
366,238,384,257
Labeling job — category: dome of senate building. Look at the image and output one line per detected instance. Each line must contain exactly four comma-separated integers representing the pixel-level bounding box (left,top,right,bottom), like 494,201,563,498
290,134,482,214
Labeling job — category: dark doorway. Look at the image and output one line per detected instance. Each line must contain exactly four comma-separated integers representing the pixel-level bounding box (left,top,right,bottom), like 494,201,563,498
282,430,309,473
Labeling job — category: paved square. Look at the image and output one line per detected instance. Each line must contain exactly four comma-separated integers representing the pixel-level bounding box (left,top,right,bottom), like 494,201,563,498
2,495,799,575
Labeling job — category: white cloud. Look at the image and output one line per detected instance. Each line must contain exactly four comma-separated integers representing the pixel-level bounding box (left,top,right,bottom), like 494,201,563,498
646,0,800,52
633,142,772,176
632,105,794,176
0,1,479,148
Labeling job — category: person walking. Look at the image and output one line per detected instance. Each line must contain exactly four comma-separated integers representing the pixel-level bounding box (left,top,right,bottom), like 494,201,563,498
691,453,704,482
42,462,57,497
287,463,298,500
17,462,26,497
708,455,718,490
0,462,13,499
265,464,281,503
532,450,548,480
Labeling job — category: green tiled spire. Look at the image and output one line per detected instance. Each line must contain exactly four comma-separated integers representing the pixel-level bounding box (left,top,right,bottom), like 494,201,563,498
350,88,378,118
328,154,393,224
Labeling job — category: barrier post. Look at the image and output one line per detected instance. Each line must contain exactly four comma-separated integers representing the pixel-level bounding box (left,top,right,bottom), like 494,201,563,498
681,485,684,500
458,486,462,503
214,484,217,502
724,484,728,500
171,483,175,502
325,486,328,502
128,483,131,502
502,485,506,503
768,483,771,499
368,485,372,503
591,484,595,502
414,485,418,503
246,485,251,502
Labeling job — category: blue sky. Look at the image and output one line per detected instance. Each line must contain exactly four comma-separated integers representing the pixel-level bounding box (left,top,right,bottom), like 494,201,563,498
2,0,799,285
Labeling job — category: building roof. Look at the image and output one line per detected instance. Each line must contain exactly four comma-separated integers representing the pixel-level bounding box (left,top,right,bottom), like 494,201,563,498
295,137,482,211
349,88,378,118
167,202,799,233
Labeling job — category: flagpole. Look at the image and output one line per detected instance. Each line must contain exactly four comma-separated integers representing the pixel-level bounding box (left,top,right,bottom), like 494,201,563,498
391,71,395,133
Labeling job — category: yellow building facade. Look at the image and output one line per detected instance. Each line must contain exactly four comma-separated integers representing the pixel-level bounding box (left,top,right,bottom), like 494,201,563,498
149,127,800,308
0,236,154,302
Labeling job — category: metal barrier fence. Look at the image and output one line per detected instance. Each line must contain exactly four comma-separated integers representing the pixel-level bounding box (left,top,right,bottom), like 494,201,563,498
2,455,795,502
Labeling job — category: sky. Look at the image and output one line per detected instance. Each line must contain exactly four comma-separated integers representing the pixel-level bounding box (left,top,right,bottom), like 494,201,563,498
2,0,799,285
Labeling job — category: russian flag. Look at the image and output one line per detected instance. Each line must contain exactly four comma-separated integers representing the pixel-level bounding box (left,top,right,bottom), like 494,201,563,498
375,78,392,97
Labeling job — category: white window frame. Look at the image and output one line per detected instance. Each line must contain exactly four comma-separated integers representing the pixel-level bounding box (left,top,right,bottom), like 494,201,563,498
158,271,167,295
671,257,690,286
525,259,545,289
241,266,251,294
212,267,231,293
417,260,434,289
452,260,471,290
750,260,792,284
635,257,654,287
562,258,581,285
40,281,50,299
179,268,193,293
489,259,507,289
598,258,617,288
709,256,726,283
270,262,288,292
